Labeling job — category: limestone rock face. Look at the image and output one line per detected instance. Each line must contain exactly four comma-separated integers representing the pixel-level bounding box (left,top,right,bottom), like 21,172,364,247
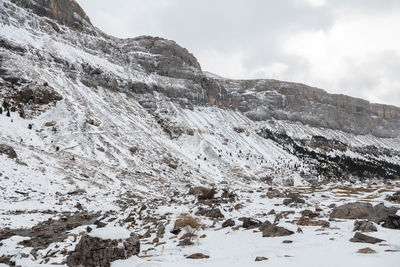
218,79,400,138
5,0,400,138
12,0,92,30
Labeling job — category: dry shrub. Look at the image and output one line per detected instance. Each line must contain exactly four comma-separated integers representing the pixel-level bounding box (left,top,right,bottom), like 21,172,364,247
189,186,216,200
174,213,201,230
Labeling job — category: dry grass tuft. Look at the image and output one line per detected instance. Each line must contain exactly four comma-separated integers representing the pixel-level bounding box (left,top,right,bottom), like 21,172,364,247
174,213,201,230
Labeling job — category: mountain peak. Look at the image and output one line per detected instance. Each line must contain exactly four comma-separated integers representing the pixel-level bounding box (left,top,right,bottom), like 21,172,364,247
12,0,91,30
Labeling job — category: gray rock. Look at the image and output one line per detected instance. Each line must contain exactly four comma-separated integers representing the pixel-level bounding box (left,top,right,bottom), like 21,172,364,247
283,192,306,206
262,225,294,237
386,191,400,203
266,188,285,199
0,144,17,159
195,207,224,219
382,215,400,230
67,234,140,267
240,217,262,228
222,219,235,228
349,232,385,244
330,202,373,219
353,220,377,232
368,203,399,224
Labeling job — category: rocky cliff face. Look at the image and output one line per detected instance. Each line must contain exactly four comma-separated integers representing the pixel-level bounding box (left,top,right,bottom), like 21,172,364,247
11,0,91,30
3,0,399,138
219,79,400,137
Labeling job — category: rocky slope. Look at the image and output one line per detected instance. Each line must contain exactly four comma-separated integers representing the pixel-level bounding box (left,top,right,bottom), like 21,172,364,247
0,0,400,266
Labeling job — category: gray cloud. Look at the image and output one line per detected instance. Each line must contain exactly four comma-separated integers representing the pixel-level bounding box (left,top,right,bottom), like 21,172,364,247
77,0,400,106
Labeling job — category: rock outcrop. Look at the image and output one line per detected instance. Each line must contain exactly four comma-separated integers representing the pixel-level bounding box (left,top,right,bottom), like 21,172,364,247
5,0,400,138
12,0,92,30
67,234,140,267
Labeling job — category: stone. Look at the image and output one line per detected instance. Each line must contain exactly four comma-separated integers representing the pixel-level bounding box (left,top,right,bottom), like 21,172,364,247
222,219,235,228
301,209,319,218
189,186,216,200
283,192,306,206
195,207,224,219
0,144,17,159
44,121,57,127
262,225,294,237
268,209,276,215
330,202,373,219
258,220,273,232
353,220,377,232
186,253,210,259
129,146,138,154
349,232,385,244
66,234,140,267
368,203,399,225
357,247,376,254
241,217,262,228
266,188,285,199
86,119,101,126
255,256,268,261
297,217,330,227
382,215,400,230
178,238,194,246
386,191,400,203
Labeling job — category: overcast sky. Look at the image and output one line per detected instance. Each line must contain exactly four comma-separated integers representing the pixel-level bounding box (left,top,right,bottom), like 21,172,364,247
77,0,400,107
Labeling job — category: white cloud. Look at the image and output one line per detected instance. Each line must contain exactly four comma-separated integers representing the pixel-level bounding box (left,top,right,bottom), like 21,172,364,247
283,11,400,105
303,0,327,7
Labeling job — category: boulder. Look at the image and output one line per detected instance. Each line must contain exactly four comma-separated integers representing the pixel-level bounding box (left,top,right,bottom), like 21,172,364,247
0,144,17,159
189,186,216,200
349,232,385,244
330,202,373,219
353,220,377,232
67,233,140,267
386,191,400,203
368,203,399,225
258,220,273,232
195,207,224,219
266,188,285,199
255,256,268,261
283,192,305,206
222,219,235,228
262,225,294,237
382,215,400,230
240,217,262,228
357,247,376,254
186,253,210,259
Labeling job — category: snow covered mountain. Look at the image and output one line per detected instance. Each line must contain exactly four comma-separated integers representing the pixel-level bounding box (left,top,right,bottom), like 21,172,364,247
0,1,400,266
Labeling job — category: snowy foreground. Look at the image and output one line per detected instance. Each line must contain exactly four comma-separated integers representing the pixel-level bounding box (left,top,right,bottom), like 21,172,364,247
0,170,399,266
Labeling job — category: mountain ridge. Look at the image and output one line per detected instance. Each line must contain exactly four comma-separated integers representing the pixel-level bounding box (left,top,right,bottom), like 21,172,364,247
7,0,400,138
